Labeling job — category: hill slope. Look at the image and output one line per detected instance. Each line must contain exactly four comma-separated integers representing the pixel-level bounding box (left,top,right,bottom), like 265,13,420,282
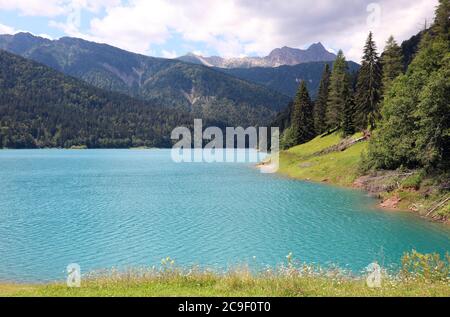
219,61,360,99
0,33,291,127
0,49,192,149
278,133,367,186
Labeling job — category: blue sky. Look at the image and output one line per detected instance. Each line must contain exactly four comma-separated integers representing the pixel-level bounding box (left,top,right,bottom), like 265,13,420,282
0,0,438,61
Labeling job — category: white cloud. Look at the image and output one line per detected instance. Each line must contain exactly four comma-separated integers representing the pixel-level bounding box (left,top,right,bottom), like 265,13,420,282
0,0,120,17
38,33,54,39
82,0,438,60
161,49,178,59
88,0,174,54
333,0,436,62
1,0,439,60
0,0,65,16
0,22,56,39
0,22,16,34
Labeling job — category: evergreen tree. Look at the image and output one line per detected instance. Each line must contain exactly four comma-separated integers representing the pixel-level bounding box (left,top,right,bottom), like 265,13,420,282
326,50,349,129
291,81,315,145
355,32,382,130
342,75,356,137
381,36,404,95
415,56,450,169
432,0,450,41
314,64,331,134
367,0,450,170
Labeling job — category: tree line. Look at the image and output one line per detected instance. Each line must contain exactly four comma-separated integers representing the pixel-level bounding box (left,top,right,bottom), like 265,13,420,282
0,50,193,149
282,0,449,173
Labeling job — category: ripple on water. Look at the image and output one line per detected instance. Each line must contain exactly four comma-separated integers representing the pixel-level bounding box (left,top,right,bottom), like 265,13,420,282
0,149,448,282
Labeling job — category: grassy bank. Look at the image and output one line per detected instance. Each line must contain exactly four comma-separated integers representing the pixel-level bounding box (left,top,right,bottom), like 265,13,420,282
2,251,449,297
276,133,449,222
278,133,366,186
2,276,449,297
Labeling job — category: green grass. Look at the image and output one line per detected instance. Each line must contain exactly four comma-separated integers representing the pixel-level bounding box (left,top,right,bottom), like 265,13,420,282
2,251,448,297
2,269,449,297
278,133,367,186
401,174,424,190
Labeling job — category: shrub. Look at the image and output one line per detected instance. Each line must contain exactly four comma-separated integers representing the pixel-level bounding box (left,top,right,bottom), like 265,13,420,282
401,250,450,282
280,127,297,150
437,203,450,217
401,173,423,190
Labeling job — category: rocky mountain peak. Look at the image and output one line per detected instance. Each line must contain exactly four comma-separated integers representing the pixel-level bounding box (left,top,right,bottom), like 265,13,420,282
178,43,337,69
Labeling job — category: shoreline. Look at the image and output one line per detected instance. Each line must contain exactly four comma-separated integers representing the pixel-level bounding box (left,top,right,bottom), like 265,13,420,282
1,146,447,225
257,134,449,226
0,147,161,150
1,252,449,297
271,163,450,226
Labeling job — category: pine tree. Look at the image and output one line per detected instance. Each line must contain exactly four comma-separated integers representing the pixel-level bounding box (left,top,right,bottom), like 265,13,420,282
291,81,315,145
326,50,348,129
342,98,356,138
314,64,331,134
355,32,382,130
381,36,403,95
432,0,450,41
367,0,450,170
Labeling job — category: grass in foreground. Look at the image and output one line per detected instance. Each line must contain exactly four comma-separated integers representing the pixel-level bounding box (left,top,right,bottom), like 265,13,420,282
2,252,449,297
2,275,449,297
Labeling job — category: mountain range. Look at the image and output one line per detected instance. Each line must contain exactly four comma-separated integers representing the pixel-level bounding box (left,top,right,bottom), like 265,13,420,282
0,33,291,127
219,61,360,99
178,43,337,68
0,28,429,149
0,49,193,149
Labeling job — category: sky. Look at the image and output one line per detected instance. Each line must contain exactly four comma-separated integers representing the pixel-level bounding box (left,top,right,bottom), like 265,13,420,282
0,0,438,62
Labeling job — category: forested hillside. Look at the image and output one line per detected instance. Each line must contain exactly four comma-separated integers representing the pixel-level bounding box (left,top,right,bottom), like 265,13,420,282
0,33,290,127
366,0,449,172
0,50,193,149
219,61,359,99
277,0,449,220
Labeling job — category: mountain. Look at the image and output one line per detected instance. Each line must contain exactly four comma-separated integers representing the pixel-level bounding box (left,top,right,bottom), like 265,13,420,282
0,33,291,127
218,61,360,99
177,43,337,68
0,49,193,149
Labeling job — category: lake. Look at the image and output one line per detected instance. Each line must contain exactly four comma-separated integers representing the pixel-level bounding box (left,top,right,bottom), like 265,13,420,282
0,149,448,282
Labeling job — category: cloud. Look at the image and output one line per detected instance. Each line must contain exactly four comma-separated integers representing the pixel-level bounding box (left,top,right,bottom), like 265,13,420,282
0,22,16,34
1,0,439,60
0,21,57,39
88,0,174,54
0,0,65,16
0,0,119,17
37,33,54,39
161,49,178,59
83,0,437,60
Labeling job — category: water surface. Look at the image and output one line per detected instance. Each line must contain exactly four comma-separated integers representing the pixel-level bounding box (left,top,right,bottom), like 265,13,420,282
0,150,448,282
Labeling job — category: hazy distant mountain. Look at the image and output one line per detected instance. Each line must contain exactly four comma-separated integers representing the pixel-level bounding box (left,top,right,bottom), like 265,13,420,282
178,43,337,68
0,33,290,127
219,61,360,99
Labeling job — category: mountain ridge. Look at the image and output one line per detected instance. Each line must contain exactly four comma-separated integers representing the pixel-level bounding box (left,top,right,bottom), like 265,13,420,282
178,43,337,68
0,49,194,149
218,61,360,99
0,32,291,127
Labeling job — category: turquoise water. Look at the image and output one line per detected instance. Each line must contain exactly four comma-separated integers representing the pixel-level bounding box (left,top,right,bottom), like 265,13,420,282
0,149,448,282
